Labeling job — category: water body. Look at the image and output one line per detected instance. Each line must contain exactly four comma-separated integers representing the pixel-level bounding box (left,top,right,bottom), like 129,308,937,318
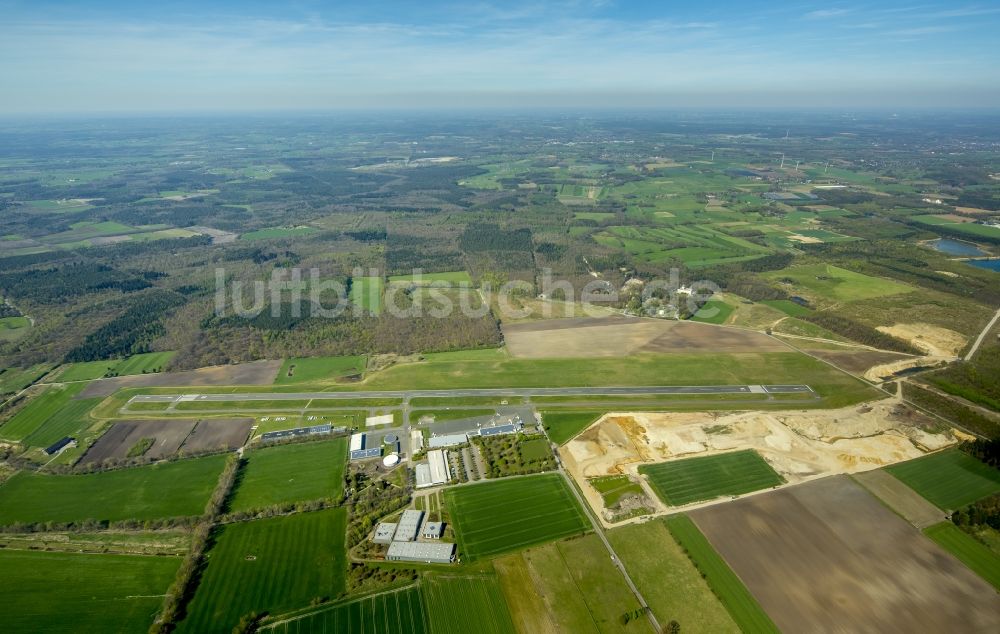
968,258,1000,272
927,238,986,257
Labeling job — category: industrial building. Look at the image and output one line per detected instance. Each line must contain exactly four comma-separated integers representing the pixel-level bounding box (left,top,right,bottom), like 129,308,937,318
428,433,468,448
386,541,455,564
415,449,451,489
349,432,382,460
394,509,424,542
477,422,522,437
349,433,365,452
44,436,76,456
373,523,397,544
422,522,444,539
259,423,338,443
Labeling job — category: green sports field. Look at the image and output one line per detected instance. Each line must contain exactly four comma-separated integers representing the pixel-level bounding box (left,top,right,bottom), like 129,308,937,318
886,449,1000,510
924,522,1000,590
274,355,367,384
228,438,348,512
639,450,784,506
424,572,516,634
445,473,589,561
180,509,347,634
539,410,603,444
665,515,778,633
260,585,429,633
0,454,227,525
0,549,180,633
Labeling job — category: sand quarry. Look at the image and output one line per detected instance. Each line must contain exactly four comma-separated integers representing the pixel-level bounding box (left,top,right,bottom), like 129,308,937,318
560,399,969,525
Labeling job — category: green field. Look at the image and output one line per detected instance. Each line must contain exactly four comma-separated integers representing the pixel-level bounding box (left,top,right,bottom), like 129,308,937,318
55,351,175,382
0,363,52,395
424,573,516,634
665,515,778,633
764,264,913,303
690,299,735,324
0,454,227,525
0,549,180,633
387,270,473,286
445,474,589,560
180,509,347,634
22,395,102,448
912,216,1000,239
260,585,428,633
228,438,348,512
350,276,384,315
0,315,30,341
885,449,1000,510
274,355,367,384
0,382,87,442
607,519,738,633
588,475,644,507
924,522,1000,590
240,226,318,241
639,450,784,506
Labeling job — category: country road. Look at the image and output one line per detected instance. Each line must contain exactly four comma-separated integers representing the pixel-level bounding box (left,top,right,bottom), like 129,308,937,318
965,307,1000,361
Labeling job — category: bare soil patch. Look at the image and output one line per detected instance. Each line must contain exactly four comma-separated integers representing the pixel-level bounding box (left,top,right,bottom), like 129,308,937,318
81,419,198,463
560,401,962,525
877,323,966,357
78,360,282,398
690,476,1000,632
853,469,946,529
807,349,912,375
180,418,253,453
503,315,785,358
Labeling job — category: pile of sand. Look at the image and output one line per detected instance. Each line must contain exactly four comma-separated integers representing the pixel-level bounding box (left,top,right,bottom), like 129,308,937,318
877,323,966,357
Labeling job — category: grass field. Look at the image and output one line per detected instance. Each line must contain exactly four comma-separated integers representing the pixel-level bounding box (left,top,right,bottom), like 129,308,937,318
240,226,318,241
494,534,648,633
0,382,87,442
607,519,738,633
274,355,366,384
639,450,784,506
0,549,180,633
665,515,778,633
588,475,644,507
690,299,735,324
228,438,347,512
764,264,913,303
22,395,102,448
47,352,174,383
445,474,588,561
180,509,347,634
924,522,1000,590
886,449,1000,510
424,573,515,634
760,299,812,317
260,585,428,633
0,315,30,341
0,363,53,395
387,271,472,286
0,454,227,525
350,276,384,315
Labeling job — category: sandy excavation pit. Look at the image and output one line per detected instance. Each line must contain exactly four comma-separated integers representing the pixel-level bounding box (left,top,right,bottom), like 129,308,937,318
559,399,968,524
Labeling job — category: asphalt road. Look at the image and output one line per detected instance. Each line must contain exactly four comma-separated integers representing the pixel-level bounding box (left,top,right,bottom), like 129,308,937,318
131,384,813,403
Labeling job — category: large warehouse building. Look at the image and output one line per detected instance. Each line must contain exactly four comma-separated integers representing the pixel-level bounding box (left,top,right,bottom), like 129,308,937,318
394,509,424,542
415,449,451,488
386,541,455,564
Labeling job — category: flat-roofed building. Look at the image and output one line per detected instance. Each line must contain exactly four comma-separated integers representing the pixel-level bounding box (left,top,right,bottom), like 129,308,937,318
373,522,397,544
428,449,450,484
422,521,444,539
428,433,468,448
386,541,455,564
394,509,424,542
349,433,365,452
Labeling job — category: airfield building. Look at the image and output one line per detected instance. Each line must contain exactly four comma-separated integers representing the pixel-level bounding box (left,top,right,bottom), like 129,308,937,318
415,450,451,488
44,436,76,456
386,541,455,564
394,509,424,542
349,432,382,460
422,522,444,539
259,423,335,443
428,433,468,448
373,523,398,545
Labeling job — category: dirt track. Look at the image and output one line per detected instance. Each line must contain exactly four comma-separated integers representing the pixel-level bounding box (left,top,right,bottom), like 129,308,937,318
690,476,1000,633
78,360,282,398
503,315,787,358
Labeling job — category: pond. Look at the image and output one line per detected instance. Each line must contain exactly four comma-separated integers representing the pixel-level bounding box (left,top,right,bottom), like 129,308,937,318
927,238,986,257
967,258,1000,272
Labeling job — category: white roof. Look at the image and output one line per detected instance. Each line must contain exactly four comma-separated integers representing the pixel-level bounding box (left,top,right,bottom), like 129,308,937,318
415,463,432,488
428,433,467,448
428,450,450,485
386,541,454,563
349,433,365,452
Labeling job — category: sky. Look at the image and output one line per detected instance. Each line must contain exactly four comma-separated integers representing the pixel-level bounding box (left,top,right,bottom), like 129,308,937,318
1,0,999,114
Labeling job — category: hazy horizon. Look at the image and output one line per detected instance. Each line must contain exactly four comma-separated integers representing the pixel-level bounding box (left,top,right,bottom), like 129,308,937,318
2,1,1000,114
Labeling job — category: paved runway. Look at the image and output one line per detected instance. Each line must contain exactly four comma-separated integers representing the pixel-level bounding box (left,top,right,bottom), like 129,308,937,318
130,384,814,403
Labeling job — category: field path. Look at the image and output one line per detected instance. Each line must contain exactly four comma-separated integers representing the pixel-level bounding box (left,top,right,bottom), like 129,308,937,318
965,306,1000,361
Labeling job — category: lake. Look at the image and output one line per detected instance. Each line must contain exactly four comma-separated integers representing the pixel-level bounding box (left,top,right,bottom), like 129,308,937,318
927,238,986,257
967,258,1000,272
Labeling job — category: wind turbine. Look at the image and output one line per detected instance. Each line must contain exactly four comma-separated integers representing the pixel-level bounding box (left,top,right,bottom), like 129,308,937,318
779,153,786,169
710,150,715,162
